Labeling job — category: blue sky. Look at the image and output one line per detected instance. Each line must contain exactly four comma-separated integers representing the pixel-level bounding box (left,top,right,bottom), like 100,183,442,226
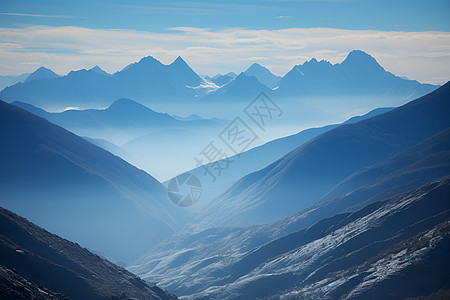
0,0,449,83
2,0,449,32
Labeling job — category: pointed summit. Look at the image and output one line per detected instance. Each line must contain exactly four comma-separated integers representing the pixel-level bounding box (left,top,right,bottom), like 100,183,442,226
120,55,164,73
244,63,281,88
25,67,59,83
171,56,189,67
341,50,383,70
89,65,109,76
108,98,146,111
167,56,202,86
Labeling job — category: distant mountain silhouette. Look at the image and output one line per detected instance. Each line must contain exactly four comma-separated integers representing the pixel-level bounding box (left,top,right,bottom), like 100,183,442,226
0,56,202,110
209,74,234,86
12,99,223,179
89,65,109,75
0,51,435,112
0,100,190,262
201,72,271,103
0,73,29,90
0,206,177,299
244,63,281,88
12,98,221,145
277,50,437,98
201,81,450,226
24,67,59,83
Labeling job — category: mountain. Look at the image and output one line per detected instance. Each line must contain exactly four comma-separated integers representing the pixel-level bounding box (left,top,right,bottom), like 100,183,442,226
200,81,450,226
0,56,203,110
82,136,130,160
129,123,450,297
89,65,109,75
11,99,223,179
12,98,222,145
0,206,177,299
0,51,438,117
24,67,59,83
210,74,234,86
0,73,29,90
0,265,67,299
0,100,190,262
277,50,437,99
184,179,450,299
201,72,271,103
244,63,281,88
165,107,393,206
225,72,237,79
168,56,202,87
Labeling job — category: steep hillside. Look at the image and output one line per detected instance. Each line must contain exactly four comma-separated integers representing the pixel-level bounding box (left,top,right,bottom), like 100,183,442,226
202,81,450,226
0,207,176,300
0,100,190,262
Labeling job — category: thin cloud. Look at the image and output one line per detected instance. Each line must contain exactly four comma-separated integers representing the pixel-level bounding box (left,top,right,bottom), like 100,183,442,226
246,57,270,61
21,61,41,65
0,25,448,84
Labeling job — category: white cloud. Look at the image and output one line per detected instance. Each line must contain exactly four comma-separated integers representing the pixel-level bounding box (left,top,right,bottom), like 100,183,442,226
0,25,449,84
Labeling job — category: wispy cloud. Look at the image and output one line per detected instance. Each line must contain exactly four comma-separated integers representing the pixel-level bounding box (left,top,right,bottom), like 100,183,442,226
0,25,449,84
21,61,41,65
0,12,85,19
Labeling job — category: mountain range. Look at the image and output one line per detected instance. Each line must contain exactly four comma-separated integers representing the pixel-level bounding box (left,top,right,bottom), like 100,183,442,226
12,98,222,145
129,84,450,299
0,51,438,116
0,73,29,90
0,66,62,91
176,179,450,299
277,50,436,99
199,81,450,227
1,49,448,300
11,98,224,180
0,56,202,110
166,107,393,206
0,100,191,262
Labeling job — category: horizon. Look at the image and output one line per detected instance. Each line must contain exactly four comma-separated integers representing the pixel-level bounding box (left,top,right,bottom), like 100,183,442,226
1,0,449,84
3,49,445,86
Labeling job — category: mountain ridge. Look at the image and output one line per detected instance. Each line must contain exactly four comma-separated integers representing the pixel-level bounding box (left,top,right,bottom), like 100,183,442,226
0,99,190,262
0,206,177,300
200,81,450,226
0,50,438,112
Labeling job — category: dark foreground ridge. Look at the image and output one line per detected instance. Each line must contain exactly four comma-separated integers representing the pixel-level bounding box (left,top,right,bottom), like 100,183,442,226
0,206,177,300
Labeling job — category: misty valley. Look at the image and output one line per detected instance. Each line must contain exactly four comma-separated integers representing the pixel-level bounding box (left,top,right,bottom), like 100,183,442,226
0,5,450,298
